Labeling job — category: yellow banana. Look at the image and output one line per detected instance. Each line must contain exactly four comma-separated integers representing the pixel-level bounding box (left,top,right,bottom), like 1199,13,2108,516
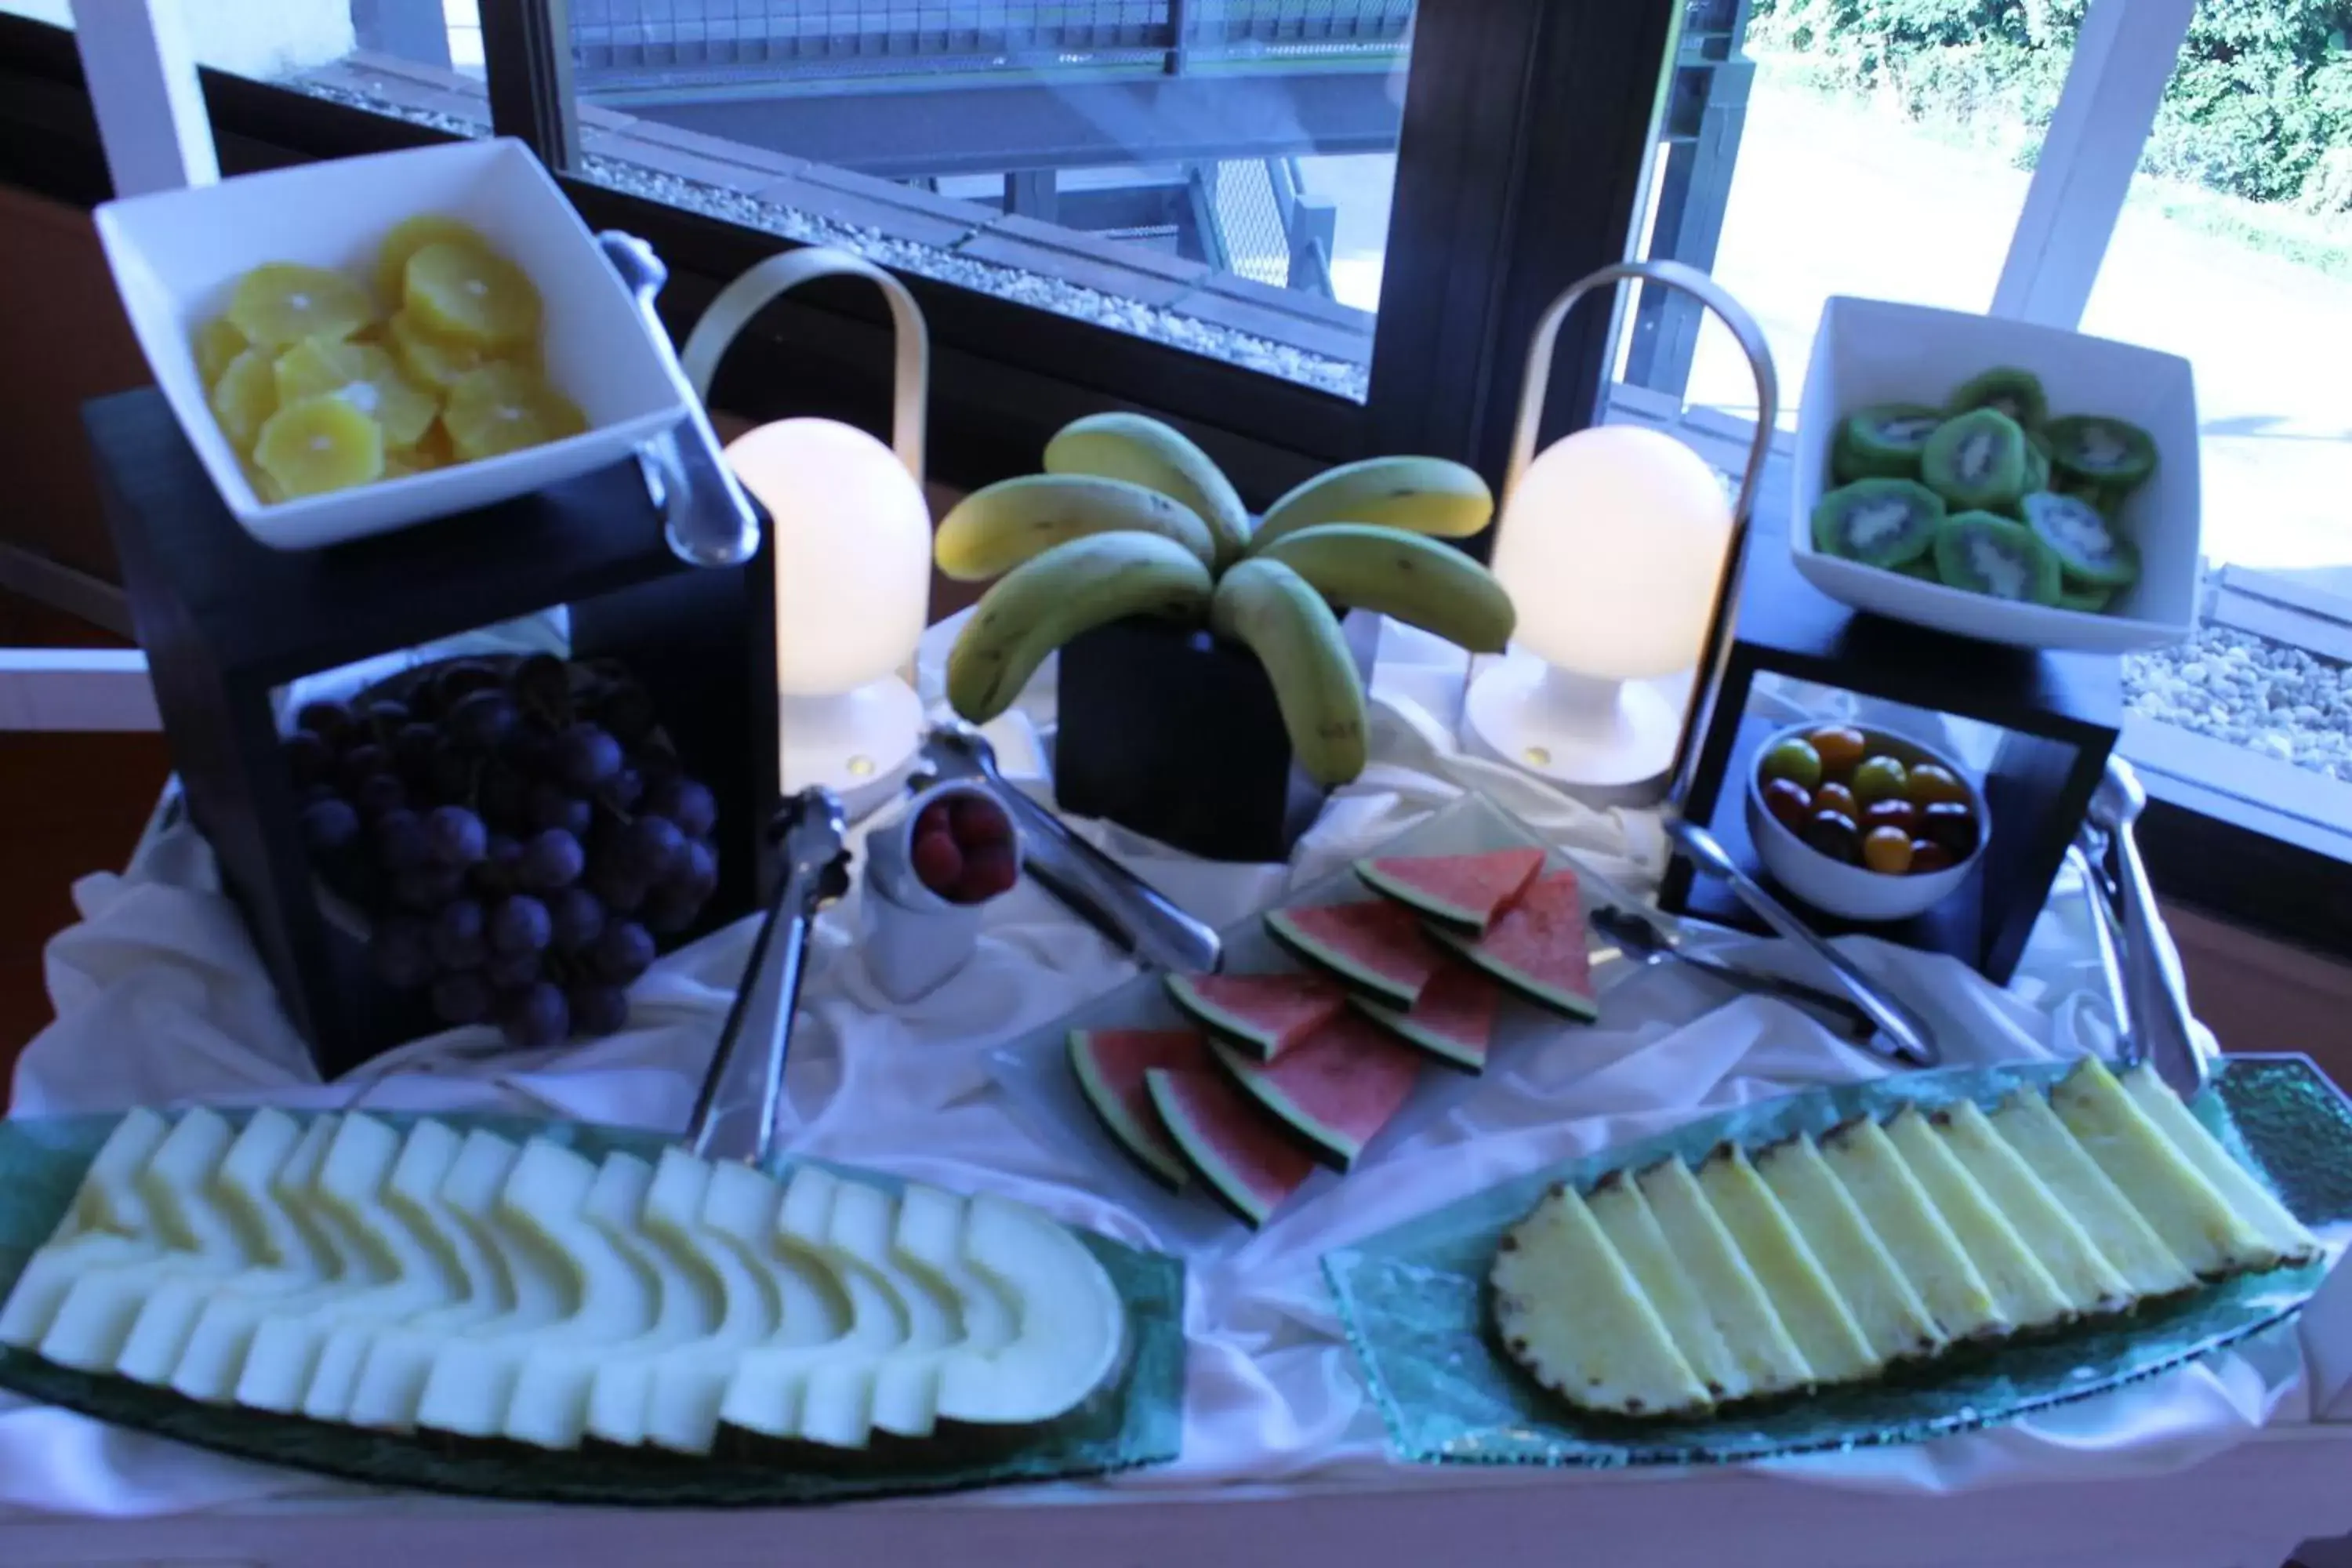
1254,523,1516,653
947,533,1215,723
1248,456,1494,554
934,474,1218,583
1209,558,1369,787
1044,412,1251,571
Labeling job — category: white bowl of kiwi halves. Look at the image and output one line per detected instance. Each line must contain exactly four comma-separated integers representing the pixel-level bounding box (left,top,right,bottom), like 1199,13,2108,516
1788,296,2200,654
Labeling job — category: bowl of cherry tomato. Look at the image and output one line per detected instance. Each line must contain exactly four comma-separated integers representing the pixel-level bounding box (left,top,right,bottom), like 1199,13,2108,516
1744,720,1986,923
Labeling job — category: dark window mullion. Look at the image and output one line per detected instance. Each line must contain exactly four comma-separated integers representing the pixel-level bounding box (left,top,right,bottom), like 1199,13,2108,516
481,0,582,170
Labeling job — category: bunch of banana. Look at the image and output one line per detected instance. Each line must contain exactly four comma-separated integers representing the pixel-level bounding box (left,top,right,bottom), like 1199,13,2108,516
937,413,1514,786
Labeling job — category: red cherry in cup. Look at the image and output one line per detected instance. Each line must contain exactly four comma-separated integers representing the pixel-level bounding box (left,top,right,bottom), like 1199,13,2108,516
907,789,1020,905
910,829,964,895
956,844,1019,904
950,794,1012,848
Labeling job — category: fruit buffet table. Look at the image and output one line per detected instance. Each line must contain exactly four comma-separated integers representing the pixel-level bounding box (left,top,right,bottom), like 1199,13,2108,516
5,617,2351,1568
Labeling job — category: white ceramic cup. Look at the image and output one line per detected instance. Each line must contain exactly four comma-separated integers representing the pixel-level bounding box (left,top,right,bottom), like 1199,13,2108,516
858,781,1022,1003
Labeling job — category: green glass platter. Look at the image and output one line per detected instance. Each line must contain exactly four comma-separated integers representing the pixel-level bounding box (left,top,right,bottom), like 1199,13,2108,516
1323,1054,2352,1468
0,1112,1186,1505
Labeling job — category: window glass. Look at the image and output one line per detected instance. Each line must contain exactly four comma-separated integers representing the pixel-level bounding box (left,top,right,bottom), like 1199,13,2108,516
1606,1,2057,437
561,1,1414,398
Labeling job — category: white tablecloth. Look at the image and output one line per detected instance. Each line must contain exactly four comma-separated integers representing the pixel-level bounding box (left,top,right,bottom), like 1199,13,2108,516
2,619,2343,1523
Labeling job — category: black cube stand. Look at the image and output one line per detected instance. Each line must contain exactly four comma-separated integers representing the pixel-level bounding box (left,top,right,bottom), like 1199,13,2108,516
1661,530,2121,986
91,390,778,1080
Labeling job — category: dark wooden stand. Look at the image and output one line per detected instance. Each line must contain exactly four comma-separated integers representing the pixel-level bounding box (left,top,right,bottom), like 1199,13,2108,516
1661,530,2120,986
90,390,777,1080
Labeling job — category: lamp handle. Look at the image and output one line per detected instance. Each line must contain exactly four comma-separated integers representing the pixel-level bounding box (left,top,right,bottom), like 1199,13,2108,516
1501,259,1780,802
678,247,931,486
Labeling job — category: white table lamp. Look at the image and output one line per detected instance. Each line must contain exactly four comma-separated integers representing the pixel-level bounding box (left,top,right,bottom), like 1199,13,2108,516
680,249,935,815
1465,260,1779,804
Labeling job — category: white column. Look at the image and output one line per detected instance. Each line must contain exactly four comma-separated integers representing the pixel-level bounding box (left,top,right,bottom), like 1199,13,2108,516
1989,0,2195,328
67,0,219,196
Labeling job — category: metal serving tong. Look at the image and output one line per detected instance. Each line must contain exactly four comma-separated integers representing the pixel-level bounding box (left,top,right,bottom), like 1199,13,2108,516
2081,757,2218,1101
1662,816,1941,1067
685,788,851,1163
912,721,1223,975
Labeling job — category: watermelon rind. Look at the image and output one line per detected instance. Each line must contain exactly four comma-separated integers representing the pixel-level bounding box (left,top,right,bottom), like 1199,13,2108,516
1428,921,1599,1020
1068,1030,1189,1189
1163,971,1344,1061
1208,1040,1366,1169
1146,1068,1310,1228
1350,995,1484,1073
1263,905,1427,1008
1353,847,1545,931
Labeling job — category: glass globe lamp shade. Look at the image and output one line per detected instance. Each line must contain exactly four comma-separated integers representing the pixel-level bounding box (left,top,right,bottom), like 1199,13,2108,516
725,416,931,808
1466,423,1734,797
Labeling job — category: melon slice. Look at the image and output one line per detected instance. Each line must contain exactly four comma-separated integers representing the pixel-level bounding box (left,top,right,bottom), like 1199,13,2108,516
1356,846,1545,931
785,1171,919,1449
501,1146,668,1450
1207,1011,1422,1171
932,1193,1126,1429
1351,960,1503,1071
641,1153,789,1454
1068,1027,1208,1190
0,1108,172,1348
672,1162,846,1454
866,1184,1018,1440
1146,1067,1316,1228
1164,971,1346,1061
1428,869,1597,1018
1265,898,1446,1007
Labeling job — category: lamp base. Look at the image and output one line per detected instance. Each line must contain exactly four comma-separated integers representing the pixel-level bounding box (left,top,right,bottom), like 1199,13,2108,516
1463,655,1681,804
780,677,923,820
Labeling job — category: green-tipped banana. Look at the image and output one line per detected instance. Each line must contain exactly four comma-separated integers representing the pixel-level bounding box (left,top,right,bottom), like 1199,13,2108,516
934,474,1218,583
1249,456,1494,554
1044,412,1250,570
1209,558,1369,787
1254,523,1515,653
947,533,1214,723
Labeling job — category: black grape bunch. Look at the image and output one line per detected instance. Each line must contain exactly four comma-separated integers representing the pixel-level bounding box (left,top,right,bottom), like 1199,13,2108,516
283,653,720,1048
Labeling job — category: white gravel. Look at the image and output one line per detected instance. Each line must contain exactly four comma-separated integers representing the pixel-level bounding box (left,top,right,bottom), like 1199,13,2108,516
2125,624,2352,782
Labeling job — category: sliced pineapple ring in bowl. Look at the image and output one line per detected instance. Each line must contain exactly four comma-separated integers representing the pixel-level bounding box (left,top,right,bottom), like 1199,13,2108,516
255,395,386,499
404,239,543,353
272,336,441,450
445,362,586,462
229,263,376,349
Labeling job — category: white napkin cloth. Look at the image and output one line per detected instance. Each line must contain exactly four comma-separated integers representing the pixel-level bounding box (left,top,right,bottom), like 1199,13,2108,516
1,618,2339,1520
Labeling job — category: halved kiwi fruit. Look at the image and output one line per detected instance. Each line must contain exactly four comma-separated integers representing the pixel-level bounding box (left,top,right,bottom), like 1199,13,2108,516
1932,511,2061,605
2020,490,2139,590
1922,408,2031,514
2045,415,2157,492
1812,477,1944,568
1947,366,2049,431
1832,403,1944,482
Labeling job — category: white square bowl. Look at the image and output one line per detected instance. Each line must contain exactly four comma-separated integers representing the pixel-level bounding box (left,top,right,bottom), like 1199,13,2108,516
94,138,688,551
1791,295,2201,653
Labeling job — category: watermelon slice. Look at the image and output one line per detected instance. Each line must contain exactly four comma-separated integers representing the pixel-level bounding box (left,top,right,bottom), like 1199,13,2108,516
1146,1067,1317,1228
1165,971,1348,1061
1206,1011,1423,1171
1355,846,1546,931
1068,1028,1208,1189
1428,869,1599,1018
1265,899,1446,1008
1352,960,1504,1072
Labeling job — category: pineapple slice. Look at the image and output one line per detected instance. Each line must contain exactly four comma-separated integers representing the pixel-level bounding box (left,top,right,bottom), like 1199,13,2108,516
1491,1181,1711,1419
1693,1143,1879,1385
193,314,248,387
227,262,374,349
1587,1170,1751,1403
385,420,456,478
404,238,542,351
255,395,386,499
2051,1058,2278,1279
272,336,440,449
1886,1105,2074,1330
1754,1133,1944,1364
374,213,492,305
1820,1117,2009,1343
209,345,280,453
444,362,586,461
1635,1157,1813,1399
1931,1100,2134,1317
385,307,492,392
2119,1064,2320,1267
1988,1088,2195,1299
